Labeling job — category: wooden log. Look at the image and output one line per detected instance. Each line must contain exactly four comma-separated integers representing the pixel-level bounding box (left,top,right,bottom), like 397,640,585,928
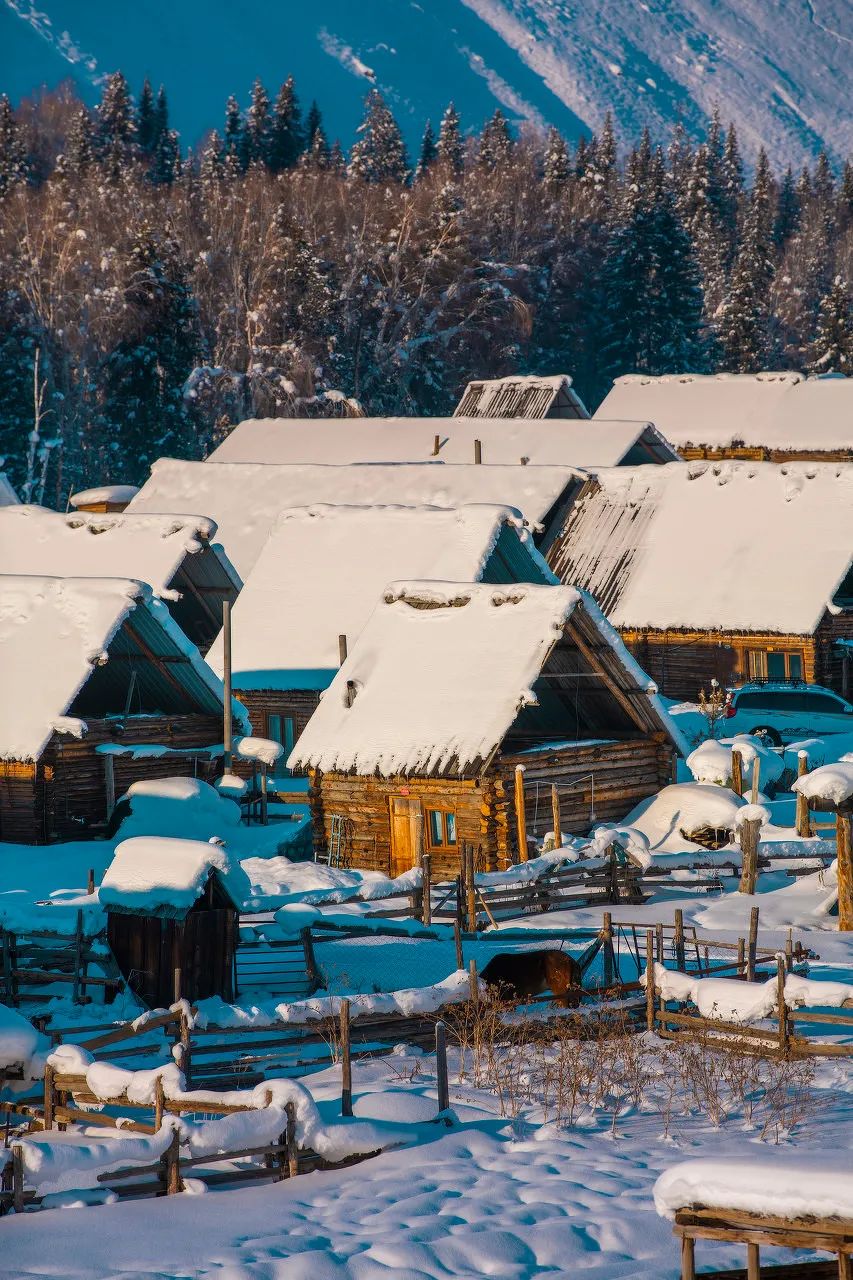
43,1063,55,1130
674,909,686,970
750,757,761,806
837,813,853,931
12,1144,23,1213
602,912,614,987
72,909,84,1005
468,958,479,1004
164,1126,183,1195
646,930,655,1033
340,998,352,1117
731,747,743,797
747,1243,760,1280
466,845,477,933
154,1074,165,1130
87,868,95,897
285,1100,298,1178
454,919,464,971
747,907,759,982
656,921,664,965
786,929,794,974
422,853,432,927
681,1235,696,1280
514,766,527,863
435,1020,449,1114
739,818,762,894
551,784,562,849
777,958,789,1056
796,752,811,838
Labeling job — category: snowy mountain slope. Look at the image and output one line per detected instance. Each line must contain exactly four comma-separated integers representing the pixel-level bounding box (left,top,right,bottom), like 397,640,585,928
3,0,851,165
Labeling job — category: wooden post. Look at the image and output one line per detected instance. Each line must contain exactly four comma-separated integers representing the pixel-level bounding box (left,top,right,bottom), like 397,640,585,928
796,751,811,838
421,853,432,927
466,845,477,933
165,1126,182,1195
12,1144,23,1213
468,958,479,1004
301,927,320,993
737,936,745,976
43,1063,55,1130
514,766,527,863
838,1251,852,1280
680,1235,696,1280
645,930,655,1033
222,599,233,773
550,784,562,850
338,634,348,666
154,1073,165,1130
746,1242,760,1280
340,998,352,1116
674,909,686,970
747,906,759,982
731,747,743,796
750,756,761,805
72,908,84,1005
837,812,853,931
776,956,789,1056
173,965,182,1004
102,752,116,822
285,1100,298,1178
474,438,482,464
435,1020,449,1114
87,867,95,896
785,928,794,973
655,921,664,965
179,1008,192,1089
454,918,464,971
260,762,268,825
432,434,440,456
602,912,614,987
738,817,761,894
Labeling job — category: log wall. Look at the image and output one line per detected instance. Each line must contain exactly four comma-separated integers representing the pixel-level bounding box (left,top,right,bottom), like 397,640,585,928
0,714,223,845
231,688,320,781
620,629,818,699
678,445,852,463
816,610,853,696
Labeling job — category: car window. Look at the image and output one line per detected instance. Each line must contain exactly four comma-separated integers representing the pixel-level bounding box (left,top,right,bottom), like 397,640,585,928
736,690,845,713
734,693,764,709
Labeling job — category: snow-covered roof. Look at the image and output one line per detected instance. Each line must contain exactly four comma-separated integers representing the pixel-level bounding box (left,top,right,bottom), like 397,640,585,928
595,371,853,453
0,506,238,596
129,459,583,578
291,581,681,777
206,504,555,689
0,473,18,506
100,836,238,916
69,484,140,508
206,415,676,467
454,373,588,419
0,575,242,761
551,461,853,634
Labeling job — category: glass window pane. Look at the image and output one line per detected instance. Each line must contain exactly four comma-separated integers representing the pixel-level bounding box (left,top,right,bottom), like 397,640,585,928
268,714,281,742
445,812,457,845
766,652,786,679
428,810,444,846
788,654,803,679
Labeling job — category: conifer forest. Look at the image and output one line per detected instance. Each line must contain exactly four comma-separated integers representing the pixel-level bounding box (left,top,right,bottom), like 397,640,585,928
1,73,852,504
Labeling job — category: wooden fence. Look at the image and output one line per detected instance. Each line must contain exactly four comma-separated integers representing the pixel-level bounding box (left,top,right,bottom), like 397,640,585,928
0,911,123,1007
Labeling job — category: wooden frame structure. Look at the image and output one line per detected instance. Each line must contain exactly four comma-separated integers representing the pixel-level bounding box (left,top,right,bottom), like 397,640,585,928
674,1208,853,1279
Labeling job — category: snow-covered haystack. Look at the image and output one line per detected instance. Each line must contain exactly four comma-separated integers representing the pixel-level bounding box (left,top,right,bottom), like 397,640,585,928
793,757,853,808
622,783,745,853
686,735,785,793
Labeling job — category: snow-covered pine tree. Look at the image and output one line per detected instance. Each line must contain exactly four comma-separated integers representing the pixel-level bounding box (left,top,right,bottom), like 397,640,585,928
200,131,225,188
245,79,272,167
478,109,512,170
269,77,305,172
96,72,135,174
774,166,800,247
838,162,853,227
718,158,776,371
137,78,156,154
720,123,744,242
152,128,179,184
436,103,463,173
348,90,409,183
0,96,27,197
416,121,438,177
808,277,853,374
543,128,570,188
223,95,246,172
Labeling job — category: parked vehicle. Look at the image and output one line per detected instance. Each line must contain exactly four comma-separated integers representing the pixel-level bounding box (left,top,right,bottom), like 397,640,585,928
722,683,853,745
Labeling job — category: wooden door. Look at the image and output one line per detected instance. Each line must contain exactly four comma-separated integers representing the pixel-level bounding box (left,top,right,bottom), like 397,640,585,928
389,796,421,878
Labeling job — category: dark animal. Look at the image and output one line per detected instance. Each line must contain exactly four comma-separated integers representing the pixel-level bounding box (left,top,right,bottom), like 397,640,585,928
481,949,582,1008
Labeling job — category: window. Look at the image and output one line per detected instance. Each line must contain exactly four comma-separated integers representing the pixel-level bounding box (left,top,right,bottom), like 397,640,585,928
746,649,805,682
267,714,295,776
426,808,457,849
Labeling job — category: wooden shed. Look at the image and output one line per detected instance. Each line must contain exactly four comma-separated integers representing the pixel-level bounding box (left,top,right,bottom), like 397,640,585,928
0,505,241,656
68,484,141,513
290,581,685,876
101,836,242,1006
0,575,248,843
454,373,589,420
548,461,853,698
206,504,557,797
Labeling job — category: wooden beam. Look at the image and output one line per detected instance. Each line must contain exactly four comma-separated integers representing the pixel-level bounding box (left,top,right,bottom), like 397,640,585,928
122,621,194,704
565,621,650,731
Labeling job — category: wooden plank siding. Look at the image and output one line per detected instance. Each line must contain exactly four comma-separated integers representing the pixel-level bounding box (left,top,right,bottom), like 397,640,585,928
679,445,853,463
231,689,319,783
620,629,819,699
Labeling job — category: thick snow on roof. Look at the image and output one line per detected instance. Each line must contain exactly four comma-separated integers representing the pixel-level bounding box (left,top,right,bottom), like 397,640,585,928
290,581,673,777
68,484,140,508
0,506,227,595
655,1156,853,1223
0,472,18,506
454,373,588,419
207,415,671,467
130,459,581,578
207,504,554,688
552,461,853,634
595,371,853,452
0,575,240,761
99,836,230,914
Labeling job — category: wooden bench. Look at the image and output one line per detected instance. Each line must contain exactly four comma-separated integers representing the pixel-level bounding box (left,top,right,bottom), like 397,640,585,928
674,1206,853,1278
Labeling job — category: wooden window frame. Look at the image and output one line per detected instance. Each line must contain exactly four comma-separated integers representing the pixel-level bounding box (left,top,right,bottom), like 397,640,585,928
745,648,805,681
424,806,458,851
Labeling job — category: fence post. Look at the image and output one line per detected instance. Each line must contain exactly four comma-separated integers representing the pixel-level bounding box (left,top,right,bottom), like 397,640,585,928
285,1100,298,1178
177,1008,192,1089
12,1144,23,1213
422,853,432,927
737,936,745,976
731,747,743,796
645,930,655,1033
154,1073,165,1131
466,845,477,934
340,998,352,1117
747,906,759,982
514,766,528,863
837,812,853,932
795,752,810,838
468,958,479,1004
776,957,789,1056
550,784,562,850
602,912,614,987
739,817,762,895
87,868,95,897
674,909,686,970
750,756,761,806
72,909,84,1005
655,921,664,966
435,1020,449,1114
453,919,464,972
43,1064,55,1130
301,927,321,993
785,929,794,974
164,1126,183,1194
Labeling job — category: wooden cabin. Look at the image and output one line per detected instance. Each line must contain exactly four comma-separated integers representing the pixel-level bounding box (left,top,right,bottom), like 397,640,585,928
0,506,240,656
101,836,241,1006
205,504,557,798
129,457,586,580
68,484,140,513
205,413,679,469
595,371,853,462
548,461,853,698
290,582,684,876
454,374,589,419
0,575,248,844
